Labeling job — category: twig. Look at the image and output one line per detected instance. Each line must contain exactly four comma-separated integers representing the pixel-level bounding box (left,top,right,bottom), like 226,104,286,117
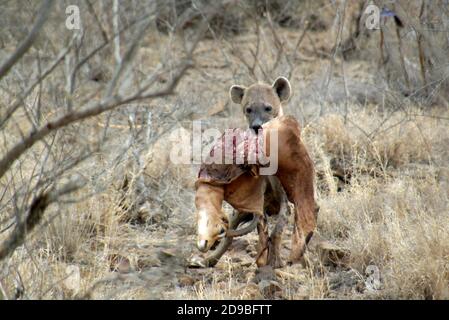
0,35,77,130
85,0,109,43
0,178,85,262
112,0,121,65
0,0,54,80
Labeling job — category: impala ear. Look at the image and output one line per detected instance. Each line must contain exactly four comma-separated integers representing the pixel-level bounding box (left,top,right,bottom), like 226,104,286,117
229,85,246,104
272,76,291,102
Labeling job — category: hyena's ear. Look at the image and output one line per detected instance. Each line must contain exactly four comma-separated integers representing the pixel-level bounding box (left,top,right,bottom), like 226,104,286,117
272,77,291,102
229,85,246,104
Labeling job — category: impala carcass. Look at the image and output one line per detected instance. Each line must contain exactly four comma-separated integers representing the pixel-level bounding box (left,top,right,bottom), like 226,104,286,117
192,116,318,268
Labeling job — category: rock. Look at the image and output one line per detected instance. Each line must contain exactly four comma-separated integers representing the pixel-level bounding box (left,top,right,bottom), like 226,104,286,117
246,244,257,258
160,248,177,257
248,251,257,258
230,256,242,264
63,265,81,295
137,255,162,270
316,241,350,267
258,280,282,298
307,234,350,267
215,261,229,271
177,275,196,287
188,255,207,268
329,269,365,295
108,254,131,273
158,248,183,265
245,271,256,283
239,260,253,268
230,238,250,252
294,285,310,300
253,266,276,283
246,243,256,252
241,283,263,299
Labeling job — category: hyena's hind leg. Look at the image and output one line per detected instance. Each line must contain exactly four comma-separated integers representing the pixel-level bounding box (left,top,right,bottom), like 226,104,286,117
258,177,290,269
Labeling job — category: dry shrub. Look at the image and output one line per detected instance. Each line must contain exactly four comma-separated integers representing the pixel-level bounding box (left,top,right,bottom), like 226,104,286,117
307,108,435,179
297,104,449,299
318,174,449,299
143,126,194,188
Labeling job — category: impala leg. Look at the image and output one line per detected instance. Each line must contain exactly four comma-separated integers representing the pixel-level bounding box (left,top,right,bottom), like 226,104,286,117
288,202,316,265
256,215,269,267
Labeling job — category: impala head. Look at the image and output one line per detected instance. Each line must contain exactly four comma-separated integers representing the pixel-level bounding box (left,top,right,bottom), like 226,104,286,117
196,208,228,252
230,76,291,132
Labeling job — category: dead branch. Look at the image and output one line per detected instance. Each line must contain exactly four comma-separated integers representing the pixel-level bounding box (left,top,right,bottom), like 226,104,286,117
0,61,191,181
85,0,109,43
0,35,77,129
0,178,85,262
0,0,54,80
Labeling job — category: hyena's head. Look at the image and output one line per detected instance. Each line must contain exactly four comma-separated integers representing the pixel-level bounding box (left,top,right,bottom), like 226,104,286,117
229,77,291,132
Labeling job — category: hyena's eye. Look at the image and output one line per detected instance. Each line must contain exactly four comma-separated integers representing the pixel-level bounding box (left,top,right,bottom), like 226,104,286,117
245,107,252,114
265,105,272,112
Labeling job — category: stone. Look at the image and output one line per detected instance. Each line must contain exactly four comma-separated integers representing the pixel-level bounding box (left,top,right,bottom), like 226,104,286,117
258,280,282,298
63,265,81,295
230,238,250,252
188,255,207,268
241,283,263,299
177,275,196,287
108,254,131,273
137,255,162,270
316,241,350,267
253,265,276,283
